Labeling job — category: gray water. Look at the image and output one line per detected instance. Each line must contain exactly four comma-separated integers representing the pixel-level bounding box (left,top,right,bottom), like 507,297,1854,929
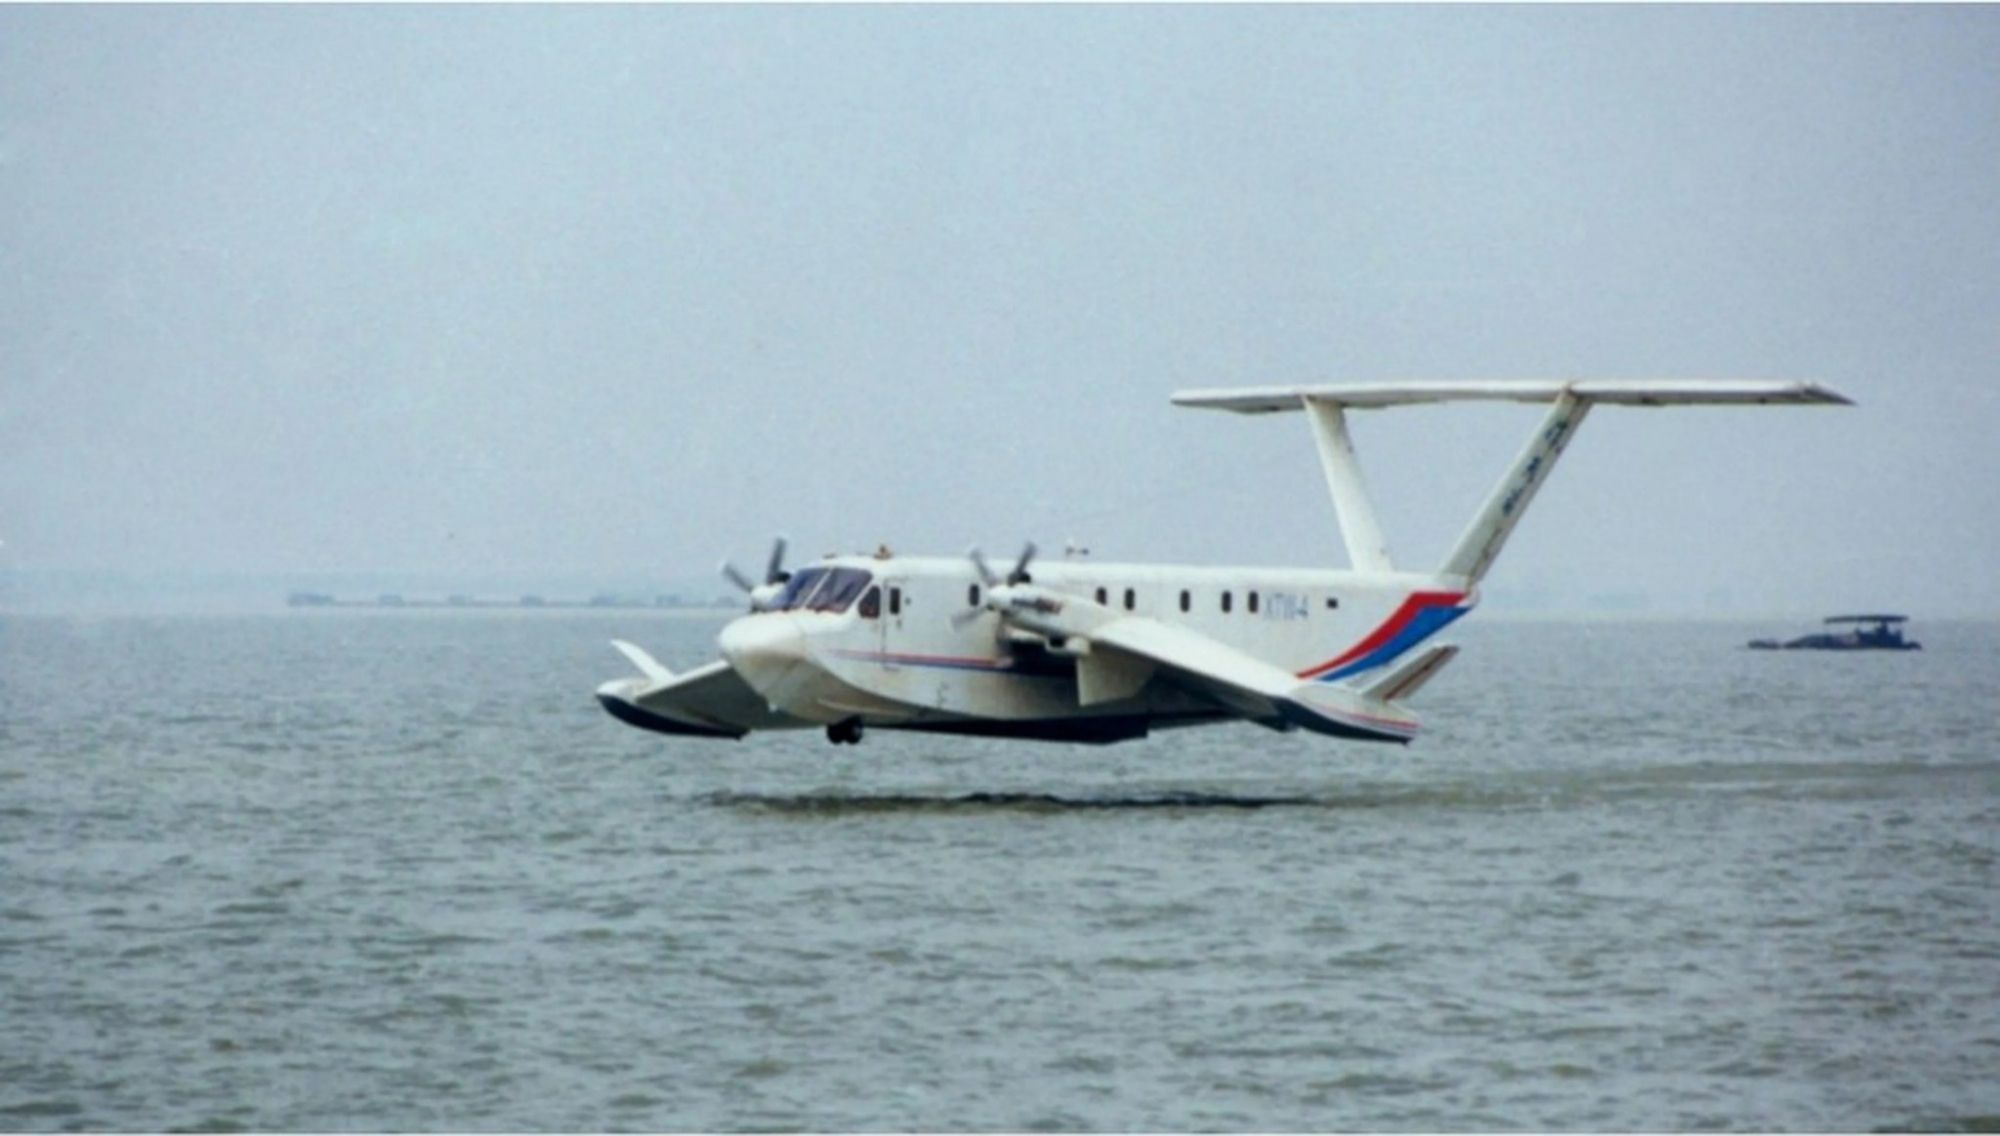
3,612,1997,1132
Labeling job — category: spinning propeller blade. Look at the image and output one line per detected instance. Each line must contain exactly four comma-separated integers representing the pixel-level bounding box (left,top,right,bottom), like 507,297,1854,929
954,541,1038,628
721,535,791,610
763,537,789,587
720,561,756,595
1007,541,1037,585
967,545,1000,589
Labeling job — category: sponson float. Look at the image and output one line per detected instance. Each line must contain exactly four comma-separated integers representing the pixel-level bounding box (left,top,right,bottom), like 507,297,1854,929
599,381,1851,746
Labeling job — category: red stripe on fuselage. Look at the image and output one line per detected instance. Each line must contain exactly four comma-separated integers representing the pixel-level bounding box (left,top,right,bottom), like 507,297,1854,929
1296,590,1467,680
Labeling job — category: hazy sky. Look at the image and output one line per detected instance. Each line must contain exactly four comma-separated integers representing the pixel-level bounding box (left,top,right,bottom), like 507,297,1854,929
4,5,1998,615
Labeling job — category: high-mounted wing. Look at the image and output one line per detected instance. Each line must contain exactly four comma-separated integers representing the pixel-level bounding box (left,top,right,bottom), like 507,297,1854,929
596,641,804,739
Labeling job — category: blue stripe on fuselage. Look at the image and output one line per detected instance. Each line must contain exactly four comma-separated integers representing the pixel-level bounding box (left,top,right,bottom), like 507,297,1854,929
1317,604,1469,682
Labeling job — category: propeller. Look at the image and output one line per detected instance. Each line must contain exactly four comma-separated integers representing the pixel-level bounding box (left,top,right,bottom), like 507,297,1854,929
954,541,1037,628
967,547,996,589
1006,541,1037,585
720,535,790,611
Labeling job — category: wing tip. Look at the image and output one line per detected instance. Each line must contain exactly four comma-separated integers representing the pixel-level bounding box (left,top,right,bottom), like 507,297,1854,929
611,639,673,683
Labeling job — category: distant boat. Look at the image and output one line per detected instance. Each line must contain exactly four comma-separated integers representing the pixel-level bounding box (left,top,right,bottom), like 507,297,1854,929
1748,614,1921,651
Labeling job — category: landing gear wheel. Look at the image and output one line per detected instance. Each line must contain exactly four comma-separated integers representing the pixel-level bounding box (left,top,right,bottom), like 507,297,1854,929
826,719,864,746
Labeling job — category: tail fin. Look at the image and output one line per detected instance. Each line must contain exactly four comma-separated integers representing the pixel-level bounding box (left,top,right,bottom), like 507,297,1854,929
1440,391,1589,582
1174,380,1851,584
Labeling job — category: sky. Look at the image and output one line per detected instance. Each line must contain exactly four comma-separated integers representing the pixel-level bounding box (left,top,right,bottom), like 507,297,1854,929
3,5,1998,616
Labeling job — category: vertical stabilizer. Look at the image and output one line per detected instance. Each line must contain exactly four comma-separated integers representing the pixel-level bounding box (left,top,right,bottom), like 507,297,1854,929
1304,398,1394,573
1440,392,1590,583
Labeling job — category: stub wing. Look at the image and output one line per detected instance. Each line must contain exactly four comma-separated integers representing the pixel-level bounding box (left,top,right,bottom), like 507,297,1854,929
596,642,804,739
1083,617,1423,744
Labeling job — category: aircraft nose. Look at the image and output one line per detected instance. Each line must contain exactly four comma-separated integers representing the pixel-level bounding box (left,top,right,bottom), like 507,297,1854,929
718,614,811,698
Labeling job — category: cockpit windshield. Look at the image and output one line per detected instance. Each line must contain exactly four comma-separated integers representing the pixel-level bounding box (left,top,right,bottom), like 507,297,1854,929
769,567,874,614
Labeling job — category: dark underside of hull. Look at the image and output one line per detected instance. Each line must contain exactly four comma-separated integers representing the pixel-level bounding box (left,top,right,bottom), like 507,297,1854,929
596,694,745,739
600,692,1235,745
881,710,1233,745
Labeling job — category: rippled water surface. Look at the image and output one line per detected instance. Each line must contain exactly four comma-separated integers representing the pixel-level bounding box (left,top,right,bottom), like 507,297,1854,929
4,613,1997,1131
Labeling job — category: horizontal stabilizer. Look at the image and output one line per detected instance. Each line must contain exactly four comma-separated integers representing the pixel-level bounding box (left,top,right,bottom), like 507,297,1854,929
1173,380,1853,414
1360,644,1459,702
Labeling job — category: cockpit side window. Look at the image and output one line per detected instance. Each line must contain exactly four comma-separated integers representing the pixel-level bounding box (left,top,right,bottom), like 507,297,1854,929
858,586,881,620
765,567,877,614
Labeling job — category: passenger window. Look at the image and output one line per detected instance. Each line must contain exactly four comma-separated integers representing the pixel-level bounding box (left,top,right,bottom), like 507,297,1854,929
1095,586,1107,605
1248,591,1259,615
1325,596,1339,609
1221,591,1232,614
889,587,902,616
968,584,981,608
1179,590,1190,613
858,586,881,620
1123,587,1136,611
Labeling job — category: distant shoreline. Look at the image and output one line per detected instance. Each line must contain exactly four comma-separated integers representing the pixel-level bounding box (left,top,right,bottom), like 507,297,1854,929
284,590,739,613
0,601,742,619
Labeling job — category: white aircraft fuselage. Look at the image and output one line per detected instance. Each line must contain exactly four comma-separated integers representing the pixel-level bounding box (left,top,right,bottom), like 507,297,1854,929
707,557,1465,743
598,381,1851,747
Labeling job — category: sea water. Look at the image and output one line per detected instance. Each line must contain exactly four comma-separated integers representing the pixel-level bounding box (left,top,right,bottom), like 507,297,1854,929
3,613,1996,1131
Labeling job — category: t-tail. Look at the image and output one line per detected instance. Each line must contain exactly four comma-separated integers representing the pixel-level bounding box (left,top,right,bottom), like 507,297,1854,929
1173,379,1852,715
